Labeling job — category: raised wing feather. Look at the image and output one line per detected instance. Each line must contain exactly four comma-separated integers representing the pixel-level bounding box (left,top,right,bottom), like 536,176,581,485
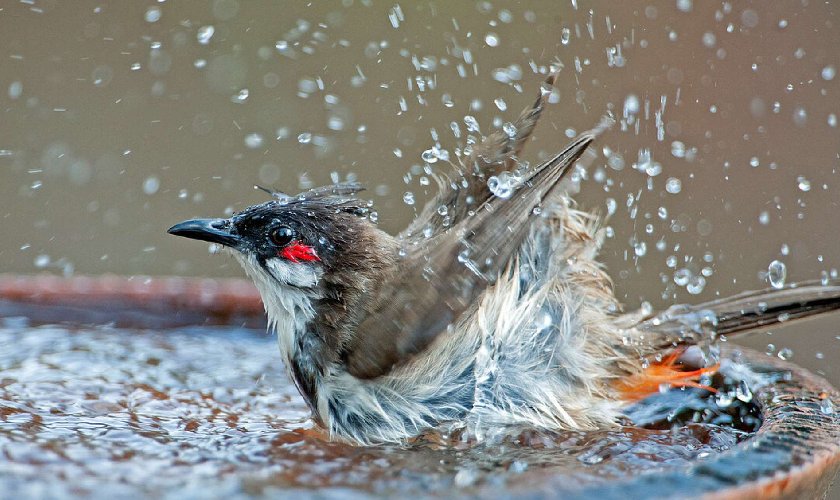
344,131,599,379
401,72,560,243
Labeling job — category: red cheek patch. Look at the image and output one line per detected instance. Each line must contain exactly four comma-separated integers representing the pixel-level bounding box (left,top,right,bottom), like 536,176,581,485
279,242,321,263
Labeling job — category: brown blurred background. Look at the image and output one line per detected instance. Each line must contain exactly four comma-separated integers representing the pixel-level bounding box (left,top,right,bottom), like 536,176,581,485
1,1,839,403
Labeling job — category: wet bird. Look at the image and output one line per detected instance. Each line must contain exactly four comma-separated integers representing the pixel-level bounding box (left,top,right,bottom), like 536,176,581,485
169,72,840,445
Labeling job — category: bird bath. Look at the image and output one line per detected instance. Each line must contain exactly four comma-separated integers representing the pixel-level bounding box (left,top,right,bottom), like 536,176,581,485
1,275,839,498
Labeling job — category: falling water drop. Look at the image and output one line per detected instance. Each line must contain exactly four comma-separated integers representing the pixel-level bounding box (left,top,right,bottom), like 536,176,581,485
197,26,215,45
560,28,571,45
767,260,787,289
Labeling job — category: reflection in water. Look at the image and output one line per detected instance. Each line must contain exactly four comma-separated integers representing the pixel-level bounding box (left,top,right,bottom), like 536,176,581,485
0,321,763,498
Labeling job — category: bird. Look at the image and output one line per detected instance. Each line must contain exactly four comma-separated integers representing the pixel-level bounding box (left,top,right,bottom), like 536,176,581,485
169,71,840,446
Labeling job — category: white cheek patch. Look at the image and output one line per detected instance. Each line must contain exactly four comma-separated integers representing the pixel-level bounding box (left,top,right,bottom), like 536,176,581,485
264,257,322,288
231,252,322,291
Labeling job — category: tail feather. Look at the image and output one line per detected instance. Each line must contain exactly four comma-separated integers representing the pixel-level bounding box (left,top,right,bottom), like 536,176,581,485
613,281,840,401
630,280,840,350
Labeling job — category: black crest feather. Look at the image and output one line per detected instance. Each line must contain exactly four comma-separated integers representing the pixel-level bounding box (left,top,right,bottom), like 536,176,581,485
254,182,369,217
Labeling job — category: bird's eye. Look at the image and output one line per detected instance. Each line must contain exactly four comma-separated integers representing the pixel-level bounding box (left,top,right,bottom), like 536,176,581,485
270,226,295,246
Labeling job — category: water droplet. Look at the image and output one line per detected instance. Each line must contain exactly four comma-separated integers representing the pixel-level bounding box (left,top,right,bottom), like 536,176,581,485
437,205,448,216
677,0,693,13
634,241,647,257
767,260,787,289
560,27,571,45
297,132,312,144
623,94,640,116
231,88,249,103
327,115,345,131
797,176,811,192
387,4,404,29
487,171,519,199
403,191,415,205
449,121,461,138
91,65,114,87
674,268,691,286
821,398,835,415
606,198,617,216
197,25,215,45
605,147,625,171
759,211,770,225
665,177,682,194
792,106,807,127
715,391,734,408
735,380,753,402
502,122,517,138
34,254,50,268
143,176,160,195
741,9,759,28
8,81,22,99
298,78,318,95
702,32,716,48
144,6,162,23
484,32,499,47
822,65,836,81
634,148,661,176
421,148,438,163
687,275,706,294
245,133,264,149
777,347,793,360
463,115,480,133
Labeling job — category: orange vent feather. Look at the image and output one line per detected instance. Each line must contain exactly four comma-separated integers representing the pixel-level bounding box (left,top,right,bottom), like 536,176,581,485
615,347,720,402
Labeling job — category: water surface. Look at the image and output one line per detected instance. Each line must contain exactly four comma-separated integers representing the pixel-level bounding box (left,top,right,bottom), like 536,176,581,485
0,320,766,498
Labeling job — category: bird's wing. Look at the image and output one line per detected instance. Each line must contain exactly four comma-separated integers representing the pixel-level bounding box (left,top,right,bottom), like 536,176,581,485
401,71,560,242
344,130,602,379
626,280,840,353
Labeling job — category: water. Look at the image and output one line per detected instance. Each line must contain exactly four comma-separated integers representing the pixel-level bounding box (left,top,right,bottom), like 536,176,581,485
767,260,787,289
0,321,764,498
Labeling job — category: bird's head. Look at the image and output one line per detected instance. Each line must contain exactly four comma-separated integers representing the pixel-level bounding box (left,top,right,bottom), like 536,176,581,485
167,183,394,296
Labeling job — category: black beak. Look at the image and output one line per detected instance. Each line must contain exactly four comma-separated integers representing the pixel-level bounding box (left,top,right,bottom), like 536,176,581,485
167,218,241,248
